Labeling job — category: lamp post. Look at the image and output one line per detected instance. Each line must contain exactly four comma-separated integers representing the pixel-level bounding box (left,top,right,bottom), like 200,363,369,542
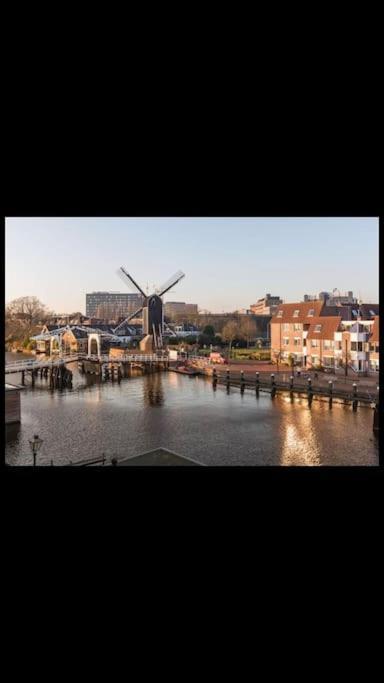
29,434,43,467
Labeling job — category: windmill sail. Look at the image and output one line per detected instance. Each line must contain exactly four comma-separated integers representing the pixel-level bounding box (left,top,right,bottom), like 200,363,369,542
117,267,146,297
112,306,143,334
157,270,185,297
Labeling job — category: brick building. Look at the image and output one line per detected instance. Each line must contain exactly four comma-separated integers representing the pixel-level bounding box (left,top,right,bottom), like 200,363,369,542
271,301,379,373
164,302,198,319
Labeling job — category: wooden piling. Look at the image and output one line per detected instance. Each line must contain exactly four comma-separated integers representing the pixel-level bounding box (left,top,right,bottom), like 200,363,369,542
307,378,313,406
21,370,25,385
352,383,358,411
328,380,333,408
270,374,276,399
31,370,35,387
240,371,245,394
255,372,259,396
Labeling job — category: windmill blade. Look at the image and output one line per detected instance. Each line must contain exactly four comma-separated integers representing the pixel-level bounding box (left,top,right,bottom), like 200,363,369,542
117,267,146,297
112,307,143,334
156,270,185,297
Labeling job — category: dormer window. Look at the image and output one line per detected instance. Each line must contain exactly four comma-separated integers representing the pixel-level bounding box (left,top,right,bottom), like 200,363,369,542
307,309,315,317
277,310,283,318
369,310,376,316
293,310,300,317
352,309,358,316
314,324,322,332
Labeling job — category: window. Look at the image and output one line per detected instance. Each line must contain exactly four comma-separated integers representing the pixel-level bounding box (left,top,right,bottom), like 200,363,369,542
283,337,289,346
352,309,358,316
324,340,333,349
311,340,319,348
277,310,283,318
369,310,376,316
293,323,301,331
307,309,315,317
314,324,322,332
294,337,301,346
283,323,290,332
351,342,357,351
293,310,300,317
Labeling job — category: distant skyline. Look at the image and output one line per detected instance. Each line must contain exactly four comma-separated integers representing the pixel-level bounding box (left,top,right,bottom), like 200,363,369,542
5,217,379,313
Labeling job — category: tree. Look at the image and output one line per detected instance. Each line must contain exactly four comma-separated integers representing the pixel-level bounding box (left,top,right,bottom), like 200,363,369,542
6,296,50,327
221,321,242,359
239,317,257,348
202,325,215,339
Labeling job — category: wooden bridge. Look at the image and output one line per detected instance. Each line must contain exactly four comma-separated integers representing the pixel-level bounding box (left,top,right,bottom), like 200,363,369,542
5,352,169,375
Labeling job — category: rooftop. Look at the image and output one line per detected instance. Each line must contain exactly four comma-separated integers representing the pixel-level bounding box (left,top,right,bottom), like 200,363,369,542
114,448,203,466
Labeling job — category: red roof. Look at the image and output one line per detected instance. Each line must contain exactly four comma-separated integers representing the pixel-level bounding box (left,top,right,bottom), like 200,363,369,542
306,316,342,340
271,301,324,323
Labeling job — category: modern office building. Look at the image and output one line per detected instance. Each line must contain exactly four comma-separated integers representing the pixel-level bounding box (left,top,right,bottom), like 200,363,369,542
86,292,143,318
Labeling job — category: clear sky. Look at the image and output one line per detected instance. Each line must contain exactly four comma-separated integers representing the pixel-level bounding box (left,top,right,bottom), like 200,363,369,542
5,217,379,313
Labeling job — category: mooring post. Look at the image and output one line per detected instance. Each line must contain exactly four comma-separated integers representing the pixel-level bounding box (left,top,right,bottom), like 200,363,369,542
21,370,25,385
352,382,358,411
117,365,122,383
226,369,230,392
307,377,313,405
255,372,260,396
328,380,333,408
270,373,276,398
40,368,43,379
213,368,217,384
111,364,115,382
31,370,35,388
240,370,245,394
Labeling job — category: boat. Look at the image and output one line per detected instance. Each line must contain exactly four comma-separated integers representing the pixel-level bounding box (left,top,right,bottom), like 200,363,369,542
170,365,200,376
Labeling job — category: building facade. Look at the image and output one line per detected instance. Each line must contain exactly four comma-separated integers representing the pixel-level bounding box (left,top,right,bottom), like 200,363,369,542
250,294,283,316
86,292,143,318
164,302,198,319
271,301,379,373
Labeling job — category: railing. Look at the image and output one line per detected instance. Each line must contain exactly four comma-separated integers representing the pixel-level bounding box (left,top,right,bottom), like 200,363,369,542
5,355,80,372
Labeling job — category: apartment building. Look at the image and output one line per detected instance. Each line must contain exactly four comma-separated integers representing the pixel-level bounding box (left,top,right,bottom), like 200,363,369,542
271,302,379,373
250,294,283,316
86,292,143,318
270,301,324,365
368,316,379,372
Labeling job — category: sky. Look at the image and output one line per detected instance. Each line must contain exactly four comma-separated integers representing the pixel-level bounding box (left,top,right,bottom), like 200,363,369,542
5,217,379,313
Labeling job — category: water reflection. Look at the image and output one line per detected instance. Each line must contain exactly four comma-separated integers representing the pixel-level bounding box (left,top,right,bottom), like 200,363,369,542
143,374,164,406
5,422,21,443
280,404,321,466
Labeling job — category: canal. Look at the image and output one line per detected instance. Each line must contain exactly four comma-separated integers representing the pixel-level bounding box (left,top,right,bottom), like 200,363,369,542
5,352,379,466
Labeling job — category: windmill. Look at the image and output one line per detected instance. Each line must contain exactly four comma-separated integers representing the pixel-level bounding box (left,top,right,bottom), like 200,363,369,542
113,266,185,350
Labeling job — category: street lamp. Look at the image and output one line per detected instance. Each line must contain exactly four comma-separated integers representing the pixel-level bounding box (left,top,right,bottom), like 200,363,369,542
29,434,43,467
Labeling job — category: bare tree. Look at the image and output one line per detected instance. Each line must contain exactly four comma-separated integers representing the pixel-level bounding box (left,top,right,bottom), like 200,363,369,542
239,317,257,348
221,320,242,360
6,297,51,327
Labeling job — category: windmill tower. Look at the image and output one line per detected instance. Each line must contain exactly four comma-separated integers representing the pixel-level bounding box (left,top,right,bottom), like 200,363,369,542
113,267,185,351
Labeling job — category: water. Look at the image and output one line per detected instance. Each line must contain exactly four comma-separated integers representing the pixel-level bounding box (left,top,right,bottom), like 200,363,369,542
5,353,379,466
